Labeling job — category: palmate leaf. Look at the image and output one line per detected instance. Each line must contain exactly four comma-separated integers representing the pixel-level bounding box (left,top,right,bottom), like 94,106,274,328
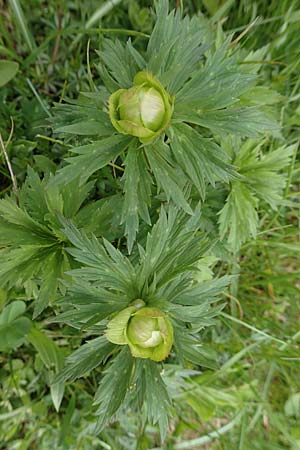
0,245,59,287
54,206,213,330
53,206,231,437
52,134,132,186
172,31,280,139
55,336,114,384
170,123,236,198
48,0,280,253
137,206,212,293
0,168,114,316
0,197,54,244
93,347,134,433
174,326,218,369
219,182,259,252
219,142,295,252
167,276,229,333
173,275,232,306
133,359,172,441
0,192,61,315
19,167,95,223
98,39,139,89
146,140,192,214
147,1,209,94
175,38,255,108
175,105,280,138
60,219,137,298
51,304,123,329
239,86,283,106
0,241,68,318
75,194,123,240
52,280,129,329
51,92,113,137
33,249,66,319
170,302,226,333
236,142,296,209
121,142,152,253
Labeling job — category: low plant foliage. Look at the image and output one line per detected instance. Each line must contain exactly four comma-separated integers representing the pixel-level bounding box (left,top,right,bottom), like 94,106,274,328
0,0,299,448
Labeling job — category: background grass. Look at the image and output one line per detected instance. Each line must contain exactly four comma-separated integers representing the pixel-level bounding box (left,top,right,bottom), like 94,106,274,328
0,0,299,449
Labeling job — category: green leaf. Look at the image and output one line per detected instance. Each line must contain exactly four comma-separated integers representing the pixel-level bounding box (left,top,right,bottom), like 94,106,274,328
51,303,123,328
53,135,132,186
121,145,140,253
219,182,258,252
0,197,54,244
121,144,152,252
55,117,112,136
147,4,208,94
94,347,134,432
174,326,218,369
126,38,146,69
61,219,136,295
0,301,32,352
183,386,218,420
134,359,172,441
75,194,123,240
60,179,95,219
236,142,295,209
170,124,236,198
176,38,255,108
146,141,192,214
0,60,19,87
218,142,294,251
50,92,113,137
34,154,57,174
137,206,211,293
27,327,65,411
174,106,280,138
19,167,51,224
55,336,114,383
0,245,56,288
146,0,169,56
173,275,231,306
99,39,138,88
8,0,36,52
239,86,283,105
33,250,65,318
168,301,211,322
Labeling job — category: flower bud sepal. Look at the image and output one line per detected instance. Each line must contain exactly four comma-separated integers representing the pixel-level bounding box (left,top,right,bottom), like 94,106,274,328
108,71,174,144
105,300,173,362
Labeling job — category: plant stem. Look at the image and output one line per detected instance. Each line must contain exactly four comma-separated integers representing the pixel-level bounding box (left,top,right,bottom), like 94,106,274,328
0,131,19,203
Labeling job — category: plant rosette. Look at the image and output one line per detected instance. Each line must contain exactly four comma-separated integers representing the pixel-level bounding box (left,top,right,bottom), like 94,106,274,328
109,71,174,144
105,300,174,361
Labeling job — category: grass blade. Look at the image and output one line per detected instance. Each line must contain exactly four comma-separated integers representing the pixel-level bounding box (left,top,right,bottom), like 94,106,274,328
8,0,36,52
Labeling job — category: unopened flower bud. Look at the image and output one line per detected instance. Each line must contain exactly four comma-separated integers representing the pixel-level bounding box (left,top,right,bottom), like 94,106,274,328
109,71,174,144
106,301,173,362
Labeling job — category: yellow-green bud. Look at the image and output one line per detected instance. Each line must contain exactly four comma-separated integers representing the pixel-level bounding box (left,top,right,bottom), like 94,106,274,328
105,301,173,362
108,71,174,144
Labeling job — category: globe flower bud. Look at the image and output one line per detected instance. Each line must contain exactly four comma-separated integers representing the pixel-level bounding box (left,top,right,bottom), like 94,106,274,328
105,300,173,362
108,71,174,144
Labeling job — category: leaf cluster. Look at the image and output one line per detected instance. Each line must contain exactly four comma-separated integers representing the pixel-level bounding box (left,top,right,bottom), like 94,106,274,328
50,0,283,252
51,206,230,435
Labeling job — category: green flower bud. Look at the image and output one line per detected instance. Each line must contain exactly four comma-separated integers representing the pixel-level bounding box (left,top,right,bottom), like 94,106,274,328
105,301,173,362
108,71,174,144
